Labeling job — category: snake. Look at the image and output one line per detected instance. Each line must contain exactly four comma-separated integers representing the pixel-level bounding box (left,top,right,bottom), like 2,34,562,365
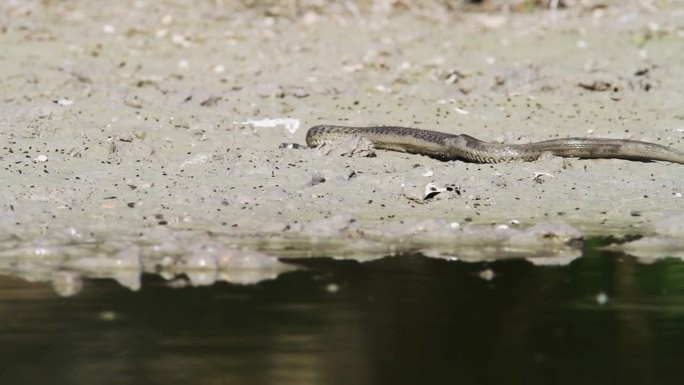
304,125,684,164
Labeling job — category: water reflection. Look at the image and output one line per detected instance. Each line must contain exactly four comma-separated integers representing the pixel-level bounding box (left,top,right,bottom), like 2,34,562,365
0,241,296,297
1,244,684,385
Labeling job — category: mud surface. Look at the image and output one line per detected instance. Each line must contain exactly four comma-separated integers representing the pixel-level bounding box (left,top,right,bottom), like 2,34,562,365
2,1,684,280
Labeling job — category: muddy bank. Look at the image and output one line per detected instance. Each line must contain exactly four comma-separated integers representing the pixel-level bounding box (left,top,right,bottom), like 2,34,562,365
1,1,684,277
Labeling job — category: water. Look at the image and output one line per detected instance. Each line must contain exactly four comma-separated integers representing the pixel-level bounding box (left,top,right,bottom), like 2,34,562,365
1,242,683,385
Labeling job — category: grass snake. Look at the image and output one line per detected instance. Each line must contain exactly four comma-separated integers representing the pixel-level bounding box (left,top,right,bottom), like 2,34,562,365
304,125,684,164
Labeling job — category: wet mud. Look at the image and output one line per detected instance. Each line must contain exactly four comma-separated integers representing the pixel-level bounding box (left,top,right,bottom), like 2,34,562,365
1,1,684,291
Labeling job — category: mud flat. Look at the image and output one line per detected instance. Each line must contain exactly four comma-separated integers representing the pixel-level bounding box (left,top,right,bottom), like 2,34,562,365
1,1,683,280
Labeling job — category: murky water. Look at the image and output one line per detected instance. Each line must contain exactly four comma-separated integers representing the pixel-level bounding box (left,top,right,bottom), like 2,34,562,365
1,241,683,385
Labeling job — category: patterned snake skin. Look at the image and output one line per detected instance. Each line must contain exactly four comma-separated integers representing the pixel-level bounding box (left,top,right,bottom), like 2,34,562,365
306,125,684,164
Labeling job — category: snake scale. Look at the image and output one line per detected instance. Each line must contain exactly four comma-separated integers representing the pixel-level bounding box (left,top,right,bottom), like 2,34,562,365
305,125,684,164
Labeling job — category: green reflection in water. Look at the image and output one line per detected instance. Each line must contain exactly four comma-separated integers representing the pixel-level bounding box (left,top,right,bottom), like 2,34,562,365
0,240,683,385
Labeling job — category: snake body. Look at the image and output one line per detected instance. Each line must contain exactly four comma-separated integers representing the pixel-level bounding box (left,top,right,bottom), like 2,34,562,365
306,125,684,164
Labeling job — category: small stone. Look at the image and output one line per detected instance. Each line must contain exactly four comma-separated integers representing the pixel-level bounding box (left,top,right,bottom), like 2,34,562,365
99,310,117,321
596,292,608,305
479,269,495,281
325,283,340,293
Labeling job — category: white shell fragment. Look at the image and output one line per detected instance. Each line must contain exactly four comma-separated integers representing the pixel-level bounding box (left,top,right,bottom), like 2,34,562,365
234,118,300,134
424,182,447,200
56,98,74,106
533,172,555,179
